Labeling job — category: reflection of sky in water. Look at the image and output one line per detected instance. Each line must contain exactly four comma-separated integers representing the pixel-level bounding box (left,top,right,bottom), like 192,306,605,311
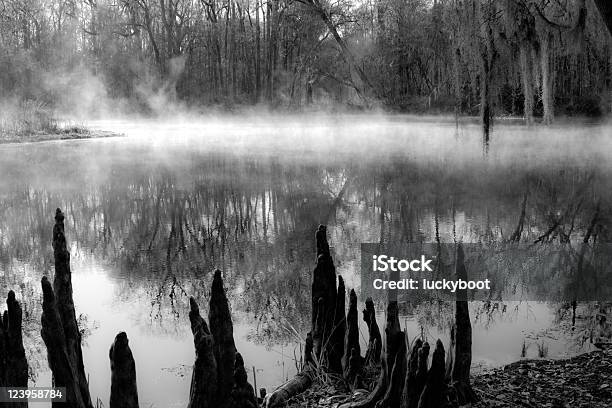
0,116,609,406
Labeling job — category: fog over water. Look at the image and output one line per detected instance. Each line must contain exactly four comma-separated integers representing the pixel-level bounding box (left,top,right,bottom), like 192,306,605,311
0,115,610,407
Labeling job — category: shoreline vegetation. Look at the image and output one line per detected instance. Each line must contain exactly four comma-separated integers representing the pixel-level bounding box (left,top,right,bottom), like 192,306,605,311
0,102,124,144
282,349,612,408
0,127,123,145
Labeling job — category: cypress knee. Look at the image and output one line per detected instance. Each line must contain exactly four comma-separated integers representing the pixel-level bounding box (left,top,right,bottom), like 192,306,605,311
228,353,258,408
418,339,446,408
0,291,28,408
188,297,217,408
209,270,237,406
41,277,88,408
384,301,401,378
343,289,360,382
377,331,407,408
51,209,93,408
109,332,138,408
450,245,478,404
401,338,423,408
362,297,381,366
332,276,346,374
311,225,340,371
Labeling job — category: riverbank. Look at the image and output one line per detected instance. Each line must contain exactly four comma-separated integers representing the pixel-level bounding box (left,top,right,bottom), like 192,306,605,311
0,126,123,144
282,348,612,408
473,348,612,408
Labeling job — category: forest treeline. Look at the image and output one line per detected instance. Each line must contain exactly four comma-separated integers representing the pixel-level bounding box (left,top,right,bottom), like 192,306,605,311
0,0,611,121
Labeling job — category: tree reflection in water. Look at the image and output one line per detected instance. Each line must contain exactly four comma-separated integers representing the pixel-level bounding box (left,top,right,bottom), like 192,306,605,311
0,140,611,381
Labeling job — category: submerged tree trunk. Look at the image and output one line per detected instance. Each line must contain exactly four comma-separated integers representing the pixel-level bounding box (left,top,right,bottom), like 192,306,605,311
109,332,138,408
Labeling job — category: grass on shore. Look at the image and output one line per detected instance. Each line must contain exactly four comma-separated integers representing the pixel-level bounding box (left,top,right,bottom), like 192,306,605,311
0,100,120,144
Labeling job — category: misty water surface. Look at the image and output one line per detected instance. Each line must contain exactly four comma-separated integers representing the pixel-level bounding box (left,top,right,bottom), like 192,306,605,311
0,115,611,407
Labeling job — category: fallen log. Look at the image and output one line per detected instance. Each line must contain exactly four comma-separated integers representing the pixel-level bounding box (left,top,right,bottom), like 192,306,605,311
362,297,381,366
209,269,237,405
0,290,28,408
188,297,218,408
109,332,138,408
264,369,314,408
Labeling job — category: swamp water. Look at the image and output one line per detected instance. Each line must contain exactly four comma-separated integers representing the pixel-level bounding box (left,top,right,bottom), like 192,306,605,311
0,115,610,407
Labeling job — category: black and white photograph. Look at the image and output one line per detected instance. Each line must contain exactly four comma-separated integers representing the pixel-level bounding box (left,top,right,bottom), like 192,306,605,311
1,0,612,407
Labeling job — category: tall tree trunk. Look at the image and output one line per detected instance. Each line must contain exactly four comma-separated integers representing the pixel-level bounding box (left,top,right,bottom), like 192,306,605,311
480,56,492,137
540,32,554,125
453,48,461,126
520,43,534,125
305,0,374,100
255,0,261,101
